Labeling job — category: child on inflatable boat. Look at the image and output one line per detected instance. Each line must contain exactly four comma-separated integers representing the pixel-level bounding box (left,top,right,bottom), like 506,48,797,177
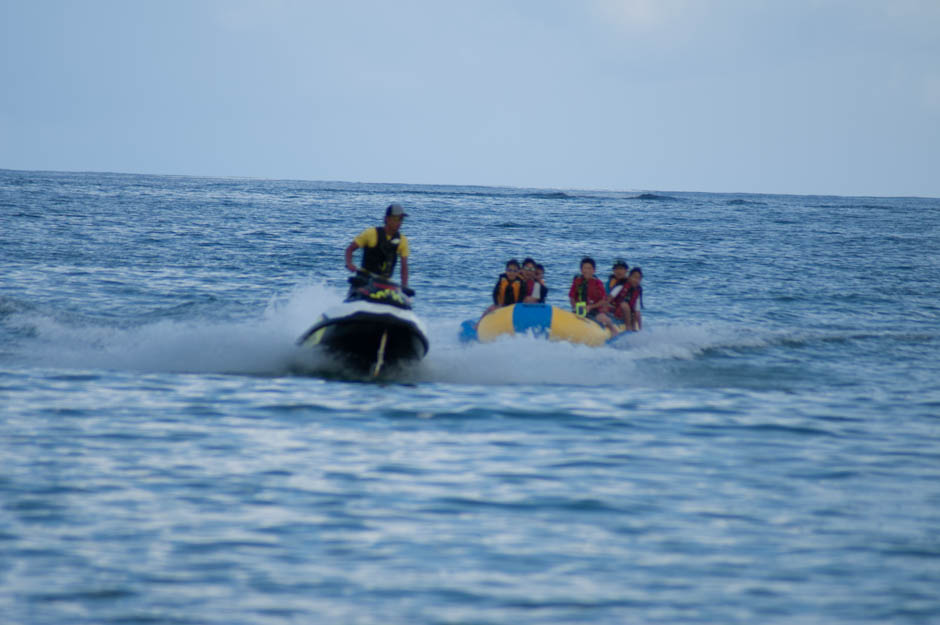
569,257,618,333
569,257,643,333
605,260,643,331
480,257,548,319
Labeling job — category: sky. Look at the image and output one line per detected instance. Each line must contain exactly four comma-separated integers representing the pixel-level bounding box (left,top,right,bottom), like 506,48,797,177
1,0,938,197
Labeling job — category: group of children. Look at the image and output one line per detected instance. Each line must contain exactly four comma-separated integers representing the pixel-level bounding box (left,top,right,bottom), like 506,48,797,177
568,257,643,332
483,256,643,333
482,257,548,317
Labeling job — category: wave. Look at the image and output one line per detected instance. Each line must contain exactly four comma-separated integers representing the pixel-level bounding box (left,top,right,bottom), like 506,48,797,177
384,187,608,202
5,169,687,206
632,193,679,201
0,295,37,318
810,203,896,211
2,281,768,386
11,282,912,388
407,319,779,387
526,191,573,199
281,181,620,202
767,329,939,349
2,283,340,376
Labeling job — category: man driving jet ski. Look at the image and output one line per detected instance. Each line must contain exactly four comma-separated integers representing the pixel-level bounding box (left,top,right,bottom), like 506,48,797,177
344,203,410,290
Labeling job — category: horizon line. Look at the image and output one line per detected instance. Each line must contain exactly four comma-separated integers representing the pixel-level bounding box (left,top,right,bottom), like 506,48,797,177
1,166,936,202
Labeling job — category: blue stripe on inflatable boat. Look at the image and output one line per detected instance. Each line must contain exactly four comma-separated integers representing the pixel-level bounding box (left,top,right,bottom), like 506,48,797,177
512,304,552,338
458,319,478,343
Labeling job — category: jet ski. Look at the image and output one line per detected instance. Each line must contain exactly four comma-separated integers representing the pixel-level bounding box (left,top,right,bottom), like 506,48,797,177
297,271,429,377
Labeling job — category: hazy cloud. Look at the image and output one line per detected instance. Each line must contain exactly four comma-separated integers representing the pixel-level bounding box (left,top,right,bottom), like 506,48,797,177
1,0,937,196
926,75,940,112
590,0,700,32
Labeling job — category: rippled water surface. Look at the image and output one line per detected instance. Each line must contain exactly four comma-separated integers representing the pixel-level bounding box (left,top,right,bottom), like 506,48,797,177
2,170,940,624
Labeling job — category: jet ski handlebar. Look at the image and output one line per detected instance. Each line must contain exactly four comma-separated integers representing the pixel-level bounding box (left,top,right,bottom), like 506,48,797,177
349,269,415,297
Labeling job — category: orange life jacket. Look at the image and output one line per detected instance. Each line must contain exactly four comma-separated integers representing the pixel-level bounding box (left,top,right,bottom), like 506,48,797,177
494,274,523,306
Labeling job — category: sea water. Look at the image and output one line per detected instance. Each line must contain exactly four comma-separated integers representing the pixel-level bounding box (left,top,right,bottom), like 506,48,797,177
1,169,939,624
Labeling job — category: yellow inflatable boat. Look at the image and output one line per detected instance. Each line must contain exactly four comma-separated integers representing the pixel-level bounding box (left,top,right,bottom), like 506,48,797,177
460,303,628,347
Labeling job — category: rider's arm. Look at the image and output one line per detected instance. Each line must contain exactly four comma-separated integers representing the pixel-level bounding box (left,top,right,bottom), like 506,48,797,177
346,228,377,272
344,241,360,272
399,256,409,288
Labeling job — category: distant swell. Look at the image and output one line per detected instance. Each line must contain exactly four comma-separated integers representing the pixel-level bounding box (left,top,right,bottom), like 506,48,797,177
633,193,678,201
525,191,572,199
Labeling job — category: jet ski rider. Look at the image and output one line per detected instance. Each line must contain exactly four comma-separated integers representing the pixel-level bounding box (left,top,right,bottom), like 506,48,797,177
344,203,410,288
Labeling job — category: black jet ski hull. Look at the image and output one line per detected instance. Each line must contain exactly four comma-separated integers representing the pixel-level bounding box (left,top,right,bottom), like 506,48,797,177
299,309,429,373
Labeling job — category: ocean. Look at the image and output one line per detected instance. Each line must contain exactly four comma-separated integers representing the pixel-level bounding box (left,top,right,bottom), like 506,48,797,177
2,169,939,624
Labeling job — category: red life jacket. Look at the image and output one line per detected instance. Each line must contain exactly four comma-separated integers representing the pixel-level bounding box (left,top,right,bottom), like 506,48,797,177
608,277,628,302
569,276,607,307
624,284,643,311
610,280,642,319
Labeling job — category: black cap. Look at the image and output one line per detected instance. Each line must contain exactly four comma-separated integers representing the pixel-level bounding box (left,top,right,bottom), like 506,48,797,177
385,203,408,218
613,259,628,269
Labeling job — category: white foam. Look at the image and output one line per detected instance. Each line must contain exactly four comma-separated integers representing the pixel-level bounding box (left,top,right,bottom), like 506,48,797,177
410,317,770,386
416,329,632,386
7,284,775,385
11,282,341,375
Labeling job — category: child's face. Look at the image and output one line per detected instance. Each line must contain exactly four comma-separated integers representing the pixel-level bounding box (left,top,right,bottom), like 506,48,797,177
506,265,520,278
581,263,595,279
613,266,627,279
535,268,544,280
628,272,642,286
523,263,536,278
